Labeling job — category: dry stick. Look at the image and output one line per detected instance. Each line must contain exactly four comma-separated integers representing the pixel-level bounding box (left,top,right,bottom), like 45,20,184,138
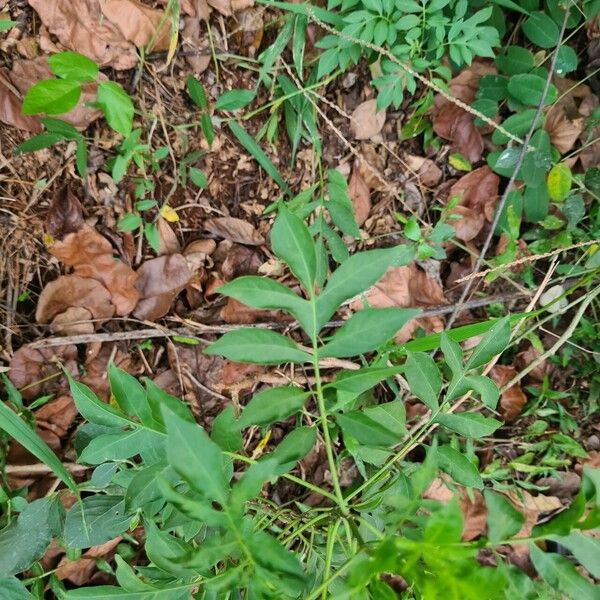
445,4,572,330
25,293,528,351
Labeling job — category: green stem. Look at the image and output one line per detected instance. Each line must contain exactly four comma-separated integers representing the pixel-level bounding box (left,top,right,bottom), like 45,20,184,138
322,518,342,600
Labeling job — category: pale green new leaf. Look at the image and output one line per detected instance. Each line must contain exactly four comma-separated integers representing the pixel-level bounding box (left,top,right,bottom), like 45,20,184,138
96,82,134,137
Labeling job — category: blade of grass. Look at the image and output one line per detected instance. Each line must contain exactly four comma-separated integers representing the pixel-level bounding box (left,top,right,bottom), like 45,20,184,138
0,401,79,495
227,121,290,195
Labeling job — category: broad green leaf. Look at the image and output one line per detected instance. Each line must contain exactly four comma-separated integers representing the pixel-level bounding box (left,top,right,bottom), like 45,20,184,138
204,328,311,365
64,496,133,549
319,308,420,358
551,532,600,578
484,490,524,542
270,426,316,473
271,206,316,293
211,405,242,452
215,88,256,111
65,585,192,599
337,411,399,446
108,364,153,425
495,45,534,75
547,163,572,201
189,167,207,188
440,332,463,374
96,81,134,137
465,375,500,409
423,497,463,544
114,555,156,592
492,109,543,145
48,51,98,81
464,316,510,370
68,376,131,429
529,544,598,600
0,401,78,494
78,429,161,464
0,20,16,32
163,407,229,503
363,400,406,438
218,276,313,333
435,413,502,438
554,45,578,75
437,445,483,489
22,79,81,115
404,351,441,411
327,366,402,395
125,463,174,511
0,577,34,599
228,121,289,192
507,74,557,106
16,133,64,153
239,385,309,427
118,213,142,232
144,520,200,579
231,458,278,509
316,245,415,329
186,75,208,109
522,12,560,48
144,377,195,427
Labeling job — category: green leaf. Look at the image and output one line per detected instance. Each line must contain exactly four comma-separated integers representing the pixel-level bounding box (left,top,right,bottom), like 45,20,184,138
0,20,16,32
551,532,600,578
211,405,242,452
404,351,441,411
0,401,78,495
118,213,142,232
204,328,311,365
219,276,313,333
327,169,360,238
125,463,173,511
436,445,483,489
215,89,256,111
78,429,161,464
143,222,160,253
186,75,208,109
484,490,524,542
227,121,289,193
495,45,534,75
464,316,510,370
522,12,560,48
144,377,195,427
465,375,500,409
507,73,557,106
440,332,463,375
363,400,406,438
271,206,317,293
0,577,34,599
96,82,134,137
327,366,402,395
65,585,192,599
16,133,64,153
337,411,399,446
200,113,214,147
547,163,572,201
270,426,316,473
48,51,98,82
239,385,309,427
189,167,207,188
108,364,153,424
320,308,420,358
529,544,598,600
42,116,84,139
22,79,81,115
492,109,543,145
64,496,133,549
163,407,229,503
435,413,502,438
554,45,578,75
231,458,278,508
316,245,415,329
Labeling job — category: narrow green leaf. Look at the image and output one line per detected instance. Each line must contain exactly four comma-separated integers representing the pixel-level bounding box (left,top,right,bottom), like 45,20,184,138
551,532,600,578
270,426,316,473
440,332,463,374
204,328,311,365
239,385,309,427
404,351,441,410
484,490,524,542
186,75,208,109
16,133,64,153
464,316,510,370
108,364,153,425
435,413,502,438
327,366,402,395
437,445,483,489
336,411,399,446
215,89,256,111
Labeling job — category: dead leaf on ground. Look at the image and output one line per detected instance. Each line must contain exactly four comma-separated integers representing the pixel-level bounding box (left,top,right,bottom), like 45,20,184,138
156,217,181,256
231,8,264,58
204,217,265,246
348,165,371,226
0,70,41,132
49,225,139,315
536,472,581,499
133,254,192,320
220,297,287,324
514,344,546,382
35,394,78,438
207,0,254,17
10,57,104,129
220,244,262,280
46,187,84,239
448,205,485,242
350,263,447,343
181,16,210,74
351,99,386,140
490,365,527,422
404,154,443,188
56,537,121,585
8,344,78,400
544,106,584,155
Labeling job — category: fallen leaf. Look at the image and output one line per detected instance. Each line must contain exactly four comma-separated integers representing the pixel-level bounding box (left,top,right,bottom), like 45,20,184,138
231,8,264,58
448,205,485,242
220,244,262,280
404,155,443,188
182,16,210,74
207,0,253,17
350,99,386,140
46,186,84,239
0,70,41,132
490,365,527,422
36,275,115,332
536,472,581,499
347,165,371,226
133,254,192,320
156,217,181,256
204,217,265,245
35,394,78,438
220,297,287,324
57,537,121,585
49,225,139,315
184,238,217,255
10,57,104,129
514,344,546,382
544,106,583,154
8,344,78,400
460,490,487,541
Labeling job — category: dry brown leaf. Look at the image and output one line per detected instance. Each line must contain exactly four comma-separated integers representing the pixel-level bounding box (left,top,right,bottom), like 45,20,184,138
404,155,443,188
348,166,371,226
51,306,95,336
448,205,485,242
350,100,386,140
35,394,78,438
133,254,192,320
204,217,265,246
156,217,181,256
46,186,84,239
49,225,139,315
220,244,262,280
449,166,499,220
544,106,584,155
57,537,121,585
514,344,546,382
101,0,170,51
460,490,487,541
8,344,78,400
220,297,287,324
181,16,210,74
0,70,41,132
10,57,104,129
206,0,253,17
36,275,115,331
536,472,581,499
490,365,527,422
184,238,217,255
231,8,264,57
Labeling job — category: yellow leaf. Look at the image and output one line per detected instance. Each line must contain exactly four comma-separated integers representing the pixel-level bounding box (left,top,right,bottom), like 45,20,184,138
43,232,55,246
159,204,179,222
448,153,472,172
251,429,271,459
547,163,572,202
166,29,178,66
